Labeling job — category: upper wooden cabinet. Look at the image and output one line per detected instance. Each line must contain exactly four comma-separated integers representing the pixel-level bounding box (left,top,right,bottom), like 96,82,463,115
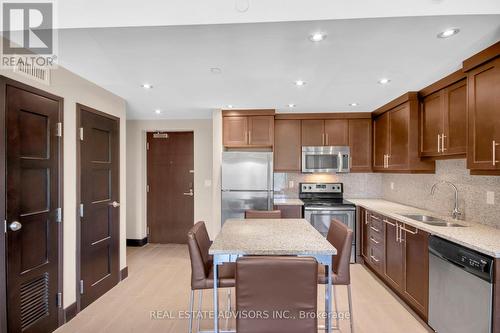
274,119,301,171
301,119,349,146
222,110,275,148
373,93,435,173
349,119,372,172
420,72,467,158
464,47,500,175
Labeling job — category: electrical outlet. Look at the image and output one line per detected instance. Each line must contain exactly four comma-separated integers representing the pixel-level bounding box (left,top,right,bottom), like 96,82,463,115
390,182,395,190
486,191,495,205
288,180,294,188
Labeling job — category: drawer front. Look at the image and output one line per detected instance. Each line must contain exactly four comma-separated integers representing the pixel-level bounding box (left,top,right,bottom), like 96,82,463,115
369,245,384,272
368,230,384,250
368,212,384,232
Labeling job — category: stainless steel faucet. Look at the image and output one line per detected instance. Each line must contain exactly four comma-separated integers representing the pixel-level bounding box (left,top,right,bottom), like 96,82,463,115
430,181,463,220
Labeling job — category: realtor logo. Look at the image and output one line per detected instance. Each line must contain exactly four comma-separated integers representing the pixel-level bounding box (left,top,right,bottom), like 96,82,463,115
1,1,57,69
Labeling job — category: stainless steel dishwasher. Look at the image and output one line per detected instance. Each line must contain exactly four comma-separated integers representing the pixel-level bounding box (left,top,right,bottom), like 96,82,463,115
428,236,494,333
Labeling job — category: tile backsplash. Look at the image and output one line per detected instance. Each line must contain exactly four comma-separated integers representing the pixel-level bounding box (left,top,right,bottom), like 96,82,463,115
382,159,500,228
274,172,383,198
274,159,500,228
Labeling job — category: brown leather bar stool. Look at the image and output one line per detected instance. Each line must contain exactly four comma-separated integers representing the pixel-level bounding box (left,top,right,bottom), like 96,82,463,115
187,221,235,333
318,219,354,332
236,256,318,333
244,209,282,219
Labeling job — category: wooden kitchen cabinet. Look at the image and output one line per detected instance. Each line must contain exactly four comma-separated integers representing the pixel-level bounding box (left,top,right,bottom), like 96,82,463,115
402,223,429,320
301,119,324,146
360,209,429,321
420,75,467,158
273,205,302,218
348,119,372,172
384,219,404,291
373,93,435,173
465,55,500,174
274,119,301,171
223,111,275,148
324,119,349,146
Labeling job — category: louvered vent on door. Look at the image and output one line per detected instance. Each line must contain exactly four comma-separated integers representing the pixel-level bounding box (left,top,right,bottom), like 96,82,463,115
13,62,51,85
20,273,50,330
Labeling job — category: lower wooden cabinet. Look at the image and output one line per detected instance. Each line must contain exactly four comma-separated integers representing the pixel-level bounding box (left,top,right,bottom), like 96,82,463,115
362,209,430,321
273,205,302,218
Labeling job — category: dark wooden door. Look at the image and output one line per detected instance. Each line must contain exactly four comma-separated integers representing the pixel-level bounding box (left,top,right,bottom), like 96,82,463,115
420,91,444,157
443,79,467,156
79,107,120,309
6,85,61,333
388,104,410,169
373,113,389,170
384,221,404,290
324,119,348,146
223,116,248,147
147,132,194,244
301,120,324,146
348,119,372,172
467,58,500,171
274,119,301,171
403,225,429,320
248,116,274,147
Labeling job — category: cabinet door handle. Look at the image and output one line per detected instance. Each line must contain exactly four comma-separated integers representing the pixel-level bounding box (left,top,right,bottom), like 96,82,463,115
442,134,447,151
437,134,441,153
370,255,380,263
383,218,395,226
493,140,499,166
400,225,418,235
370,226,380,233
396,223,400,242
370,236,380,245
370,215,380,221
248,130,252,144
325,133,329,145
365,211,369,224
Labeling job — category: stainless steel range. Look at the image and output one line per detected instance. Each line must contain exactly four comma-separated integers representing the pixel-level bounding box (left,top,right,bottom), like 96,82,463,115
300,182,356,263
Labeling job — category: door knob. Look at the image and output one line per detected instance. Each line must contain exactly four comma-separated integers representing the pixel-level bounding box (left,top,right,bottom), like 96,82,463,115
9,221,22,231
183,189,194,197
109,201,120,208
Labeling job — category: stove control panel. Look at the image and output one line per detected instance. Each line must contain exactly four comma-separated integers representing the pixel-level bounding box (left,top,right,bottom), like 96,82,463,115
300,183,343,193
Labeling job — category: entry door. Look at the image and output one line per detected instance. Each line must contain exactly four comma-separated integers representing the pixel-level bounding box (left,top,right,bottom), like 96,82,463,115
6,85,61,332
79,106,120,309
147,132,194,244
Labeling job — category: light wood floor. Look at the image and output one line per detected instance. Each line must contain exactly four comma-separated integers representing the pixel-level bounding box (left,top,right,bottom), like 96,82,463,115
55,244,432,333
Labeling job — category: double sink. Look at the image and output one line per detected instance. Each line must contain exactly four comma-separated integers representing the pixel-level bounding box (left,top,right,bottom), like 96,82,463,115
401,214,467,227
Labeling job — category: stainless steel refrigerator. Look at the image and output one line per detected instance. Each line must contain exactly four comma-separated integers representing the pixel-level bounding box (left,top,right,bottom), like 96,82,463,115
221,152,273,225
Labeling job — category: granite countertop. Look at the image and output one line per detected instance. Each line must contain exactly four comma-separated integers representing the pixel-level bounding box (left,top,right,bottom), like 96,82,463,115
209,218,336,256
347,198,500,258
273,197,304,206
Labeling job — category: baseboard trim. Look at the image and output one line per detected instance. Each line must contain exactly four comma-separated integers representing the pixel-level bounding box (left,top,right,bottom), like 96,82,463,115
126,237,148,247
120,266,129,281
64,302,78,323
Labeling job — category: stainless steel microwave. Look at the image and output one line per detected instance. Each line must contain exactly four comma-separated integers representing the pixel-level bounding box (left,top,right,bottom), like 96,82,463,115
301,146,350,173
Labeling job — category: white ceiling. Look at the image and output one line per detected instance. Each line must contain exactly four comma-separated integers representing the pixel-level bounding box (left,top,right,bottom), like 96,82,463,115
57,15,500,119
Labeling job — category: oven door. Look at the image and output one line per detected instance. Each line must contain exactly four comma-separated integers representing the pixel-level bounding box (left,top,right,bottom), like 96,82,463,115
302,146,350,173
304,208,356,262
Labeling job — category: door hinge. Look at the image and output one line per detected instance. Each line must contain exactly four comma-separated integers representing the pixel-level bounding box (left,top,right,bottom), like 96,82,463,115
79,203,84,218
146,185,150,193
146,142,150,150
79,127,84,141
57,292,63,308
80,280,84,295
56,122,63,137
56,208,62,223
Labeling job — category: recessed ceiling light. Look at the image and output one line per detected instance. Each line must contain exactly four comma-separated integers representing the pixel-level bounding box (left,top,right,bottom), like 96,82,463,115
294,80,306,86
309,32,326,42
378,78,391,85
288,103,296,108
155,109,161,114
210,67,222,74
227,105,233,108
437,28,460,39
349,103,359,107
141,83,153,89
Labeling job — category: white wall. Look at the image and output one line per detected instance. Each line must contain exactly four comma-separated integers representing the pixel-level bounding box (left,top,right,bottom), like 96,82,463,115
211,110,223,237
126,119,214,239
0,68,127,308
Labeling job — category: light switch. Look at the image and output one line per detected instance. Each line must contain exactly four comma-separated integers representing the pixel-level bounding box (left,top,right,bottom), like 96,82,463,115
204,179,212,187
390,182,395,190
486,191,495,205
288,180,294,188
